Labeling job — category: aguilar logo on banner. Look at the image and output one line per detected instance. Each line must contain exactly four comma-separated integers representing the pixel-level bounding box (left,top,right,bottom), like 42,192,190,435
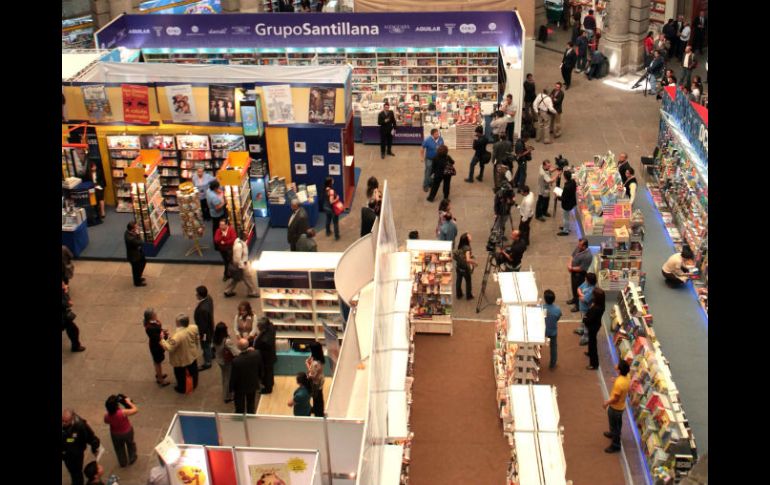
121,84,150,124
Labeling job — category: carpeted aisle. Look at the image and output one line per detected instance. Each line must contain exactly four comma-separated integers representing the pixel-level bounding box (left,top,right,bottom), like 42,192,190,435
409,320,510,485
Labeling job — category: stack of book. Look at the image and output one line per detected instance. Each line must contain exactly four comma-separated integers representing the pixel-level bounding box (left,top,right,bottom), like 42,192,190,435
597,215,645,291
407,240,453,335
575,152,631,236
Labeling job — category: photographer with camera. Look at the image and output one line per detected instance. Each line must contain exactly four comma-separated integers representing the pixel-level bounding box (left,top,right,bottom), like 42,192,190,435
496,229,527,272
493,181,516,234
104,394,138,467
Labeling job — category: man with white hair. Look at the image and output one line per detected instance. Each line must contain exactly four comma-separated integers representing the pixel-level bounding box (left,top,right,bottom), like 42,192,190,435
287,198,309,251
160,314,201,394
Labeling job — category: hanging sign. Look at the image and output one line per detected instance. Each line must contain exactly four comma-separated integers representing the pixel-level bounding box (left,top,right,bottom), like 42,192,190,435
121,84,151,124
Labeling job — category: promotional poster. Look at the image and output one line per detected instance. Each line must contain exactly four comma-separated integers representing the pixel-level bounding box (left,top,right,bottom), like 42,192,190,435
308,87,336,125
81,85,113,123
166,84,197,123
249,463,292,485
209,84,236,123
262,84,296,124
121,84,151,124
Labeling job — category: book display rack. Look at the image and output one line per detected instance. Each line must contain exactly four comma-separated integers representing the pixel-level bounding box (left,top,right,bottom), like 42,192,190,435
494,304,546,386
106,135,141,212
575,152,631,237
610,283,698,483
406,240,453,335
596,214,646,291
141,135,181,212
497,384,568,485
256,252,344,342
125,150,168,243
218,152,254,242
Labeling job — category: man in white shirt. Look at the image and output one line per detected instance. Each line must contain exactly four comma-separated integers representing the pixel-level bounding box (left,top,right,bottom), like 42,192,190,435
501,94,517,141
518,185,536,246
678,21,691,60
533,89,558,144
662,248,695,287
225,232,259,298
490,111,508,141
681,45,696,89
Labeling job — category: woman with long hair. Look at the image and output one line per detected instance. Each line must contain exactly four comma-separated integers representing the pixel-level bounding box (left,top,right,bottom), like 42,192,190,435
254,317,277,394
213,322,240,403
366,176,381,215
426,145,456,202
233,301,258,346
455,233,478,300
143,308,170,386
306,342,326,417
104,394,138,467
324,176,341,240
584,287,606,370
287,372,313,416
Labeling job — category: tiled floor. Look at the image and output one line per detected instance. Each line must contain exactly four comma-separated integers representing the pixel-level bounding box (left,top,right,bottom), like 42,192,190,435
62,46,667,484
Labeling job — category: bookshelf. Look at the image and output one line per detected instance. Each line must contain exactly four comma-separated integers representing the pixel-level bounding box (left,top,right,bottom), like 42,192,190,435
575,152,632,237
256,251,344,342
210,134,246,172
140,135,180,212
596,216,646,291
406,239,453,335
106,135,141,212
176,135,213,182
218,152,255,242
125,150,168,243
610,283,698,482
494,304,546,386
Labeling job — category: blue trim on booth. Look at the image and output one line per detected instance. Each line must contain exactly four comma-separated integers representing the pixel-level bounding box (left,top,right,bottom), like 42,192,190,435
179,414,219,446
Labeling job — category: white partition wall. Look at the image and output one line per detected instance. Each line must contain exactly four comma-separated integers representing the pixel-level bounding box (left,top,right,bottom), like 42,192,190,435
335,233,376,305
327,310,363,418
217,414,249,447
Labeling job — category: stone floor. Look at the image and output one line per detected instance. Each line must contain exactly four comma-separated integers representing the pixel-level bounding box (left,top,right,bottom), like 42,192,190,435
62,46,668,484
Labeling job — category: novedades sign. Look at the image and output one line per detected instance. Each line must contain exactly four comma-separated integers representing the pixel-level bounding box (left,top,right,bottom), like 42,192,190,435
254,22,379,38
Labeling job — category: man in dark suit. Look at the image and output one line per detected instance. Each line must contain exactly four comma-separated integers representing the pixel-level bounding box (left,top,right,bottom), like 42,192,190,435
361,199,378,236
561,42,577,89
194,285,214,371
617,153,632,184
287,199,309,251
377,102,396,159
124,221,146,287
278,0,294,12
692,10,707,54
549,82,565,138
229,338,264,414
662,19,677,59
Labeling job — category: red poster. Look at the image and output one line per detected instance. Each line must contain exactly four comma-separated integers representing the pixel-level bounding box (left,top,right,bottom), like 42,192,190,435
207,448,237,485
122,84,150,124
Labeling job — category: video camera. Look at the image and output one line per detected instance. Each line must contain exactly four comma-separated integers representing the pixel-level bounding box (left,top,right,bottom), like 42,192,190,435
116,394,133,407
494,181,516,217
554,154,569,170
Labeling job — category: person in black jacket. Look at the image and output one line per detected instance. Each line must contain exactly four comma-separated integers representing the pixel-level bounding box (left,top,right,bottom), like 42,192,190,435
465,126,489,182
558,170,577,235
426,145,455,202
617,153,631,184
194,286,215,371
254,317,277,394
62,409,101,485
561,42,578,89
361,199,378,236
645,50,665,95
62,281,85,352
278,0,294,12
229,338,264,414
124,221,146,287
523,73,536,111
583,287,606,370
575,30,589,72
550,82,565,138
662,19,677,59
287,199,309,251
377,102,396,159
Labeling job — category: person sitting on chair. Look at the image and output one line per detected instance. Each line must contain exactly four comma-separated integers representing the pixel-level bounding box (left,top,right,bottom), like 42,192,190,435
661,247,695,287
496,229,527,272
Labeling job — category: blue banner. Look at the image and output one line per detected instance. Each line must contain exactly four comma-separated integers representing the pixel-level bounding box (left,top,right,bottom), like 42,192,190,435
661,87,708,165
95,11,522,50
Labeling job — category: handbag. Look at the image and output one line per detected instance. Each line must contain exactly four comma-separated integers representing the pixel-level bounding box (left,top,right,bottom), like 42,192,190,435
328,188,344,216
223,346,235,363
444,161,456,177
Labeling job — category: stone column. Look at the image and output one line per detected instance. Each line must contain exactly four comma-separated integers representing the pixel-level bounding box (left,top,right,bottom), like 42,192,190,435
600,0,650,76
91,0,111,28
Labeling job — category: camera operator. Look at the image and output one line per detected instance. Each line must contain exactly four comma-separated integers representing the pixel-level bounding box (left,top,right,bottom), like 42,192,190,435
536,160,561,220
491,133,513,192
512,134,534,192
496,229,527,272
493,181,517,234
104,394,139,467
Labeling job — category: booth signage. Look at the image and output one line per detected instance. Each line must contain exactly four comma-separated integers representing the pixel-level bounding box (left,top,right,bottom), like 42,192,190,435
662,87,708,164
96,11,522,50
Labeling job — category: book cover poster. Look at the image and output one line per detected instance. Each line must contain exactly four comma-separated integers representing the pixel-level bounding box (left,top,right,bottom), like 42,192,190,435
81,85,113,123
121,84,150,124
209,84,236,122
249,463,292,485
308,87,336,125
328,164,341,176
166,84,197,123
295,164,307,175
169,447,209,485
293,142,306,153
262,84,295,124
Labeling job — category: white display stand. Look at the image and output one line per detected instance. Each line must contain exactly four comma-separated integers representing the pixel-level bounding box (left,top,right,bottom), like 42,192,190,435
406,239,453,335
498,271,540,305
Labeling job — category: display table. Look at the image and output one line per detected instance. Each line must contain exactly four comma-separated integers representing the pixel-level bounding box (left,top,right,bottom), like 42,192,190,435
268,200,320,228
62,220,89,257
361,125,424,145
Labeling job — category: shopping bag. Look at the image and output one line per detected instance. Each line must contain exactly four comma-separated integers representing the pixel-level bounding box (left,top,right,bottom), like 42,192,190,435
184,369,194,395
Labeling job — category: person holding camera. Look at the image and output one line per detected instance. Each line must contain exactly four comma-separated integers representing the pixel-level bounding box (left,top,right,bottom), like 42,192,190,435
62,409,101,485
513,134,534,192
496,229,527,272
104,394,138,467
536,160,560,221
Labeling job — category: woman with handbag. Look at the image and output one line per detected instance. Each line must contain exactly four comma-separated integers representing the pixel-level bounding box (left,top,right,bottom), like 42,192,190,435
143,308,171,387
324,176,342,241
213,322,240,403
454,233,478,300
426,145,456,202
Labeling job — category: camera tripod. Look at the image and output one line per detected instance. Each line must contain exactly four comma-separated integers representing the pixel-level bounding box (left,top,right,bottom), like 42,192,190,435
476,212,514,314
631,69,651,97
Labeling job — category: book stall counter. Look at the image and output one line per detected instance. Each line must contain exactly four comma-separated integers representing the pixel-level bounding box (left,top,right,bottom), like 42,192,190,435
406,239,453,335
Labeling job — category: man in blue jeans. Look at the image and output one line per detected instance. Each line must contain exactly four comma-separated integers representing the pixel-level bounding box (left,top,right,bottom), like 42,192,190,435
420,129,444,192
543,289,562,369
603,359,631,453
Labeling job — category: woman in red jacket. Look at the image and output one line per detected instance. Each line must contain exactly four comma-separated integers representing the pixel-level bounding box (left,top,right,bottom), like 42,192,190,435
214,218,236,281
643,31,654,67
